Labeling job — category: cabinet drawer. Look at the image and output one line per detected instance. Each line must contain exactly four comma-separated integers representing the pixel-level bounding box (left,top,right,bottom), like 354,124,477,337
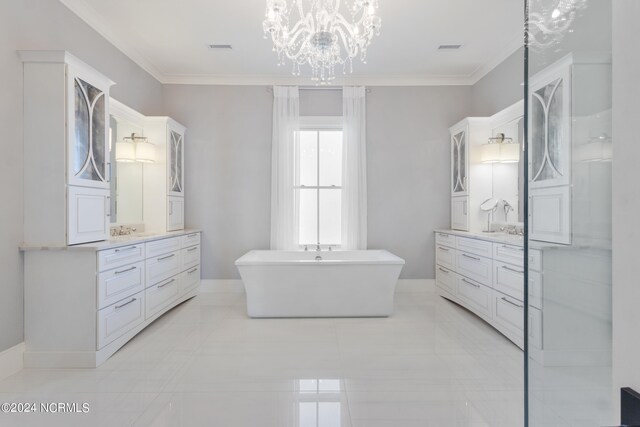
97,261,145,310
456,237,493,258
97,291,145,349
456,276,492,319
492,291,524,339
435,232,456,249
181,266,200,296
146,276,180,319
181,245,200,270
435,266,457,295
529,249,542,272
493,261,525,302
181,232,201,248
435,245,456,270
456,252,492,286
493,243,524,267
145,237,181,258
98,244,145,272
529,307,543,350
146,251,181,287
529,270,543,310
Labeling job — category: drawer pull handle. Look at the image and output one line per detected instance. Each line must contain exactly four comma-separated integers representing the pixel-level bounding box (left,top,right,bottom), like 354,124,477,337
501,297,524,308
462,278,481,288
462,253,481,261
114,266,137,275
438,233,450,238
438,267,450,274
501,245,524,251
157,254,176,261
115,298,137,309
502,265,525,274
114,246,137,253
438,247,450,252
187,233,198,238
158,279,175,289
187,247,198,252
188,267,198,274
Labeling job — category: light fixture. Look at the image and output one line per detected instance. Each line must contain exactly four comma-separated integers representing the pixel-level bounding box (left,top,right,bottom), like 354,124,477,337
263,0,382,83
116,133,156,163
480,133,520,164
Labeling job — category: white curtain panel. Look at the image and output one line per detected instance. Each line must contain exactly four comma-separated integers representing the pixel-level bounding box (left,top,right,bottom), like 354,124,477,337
342,86,368,250
270,86,300,250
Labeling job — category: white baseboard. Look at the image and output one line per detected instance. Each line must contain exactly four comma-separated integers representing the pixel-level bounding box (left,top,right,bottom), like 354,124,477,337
200,279,435,294
0,342,24,380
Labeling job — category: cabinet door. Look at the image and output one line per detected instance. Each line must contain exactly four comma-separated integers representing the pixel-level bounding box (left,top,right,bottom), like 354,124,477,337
67,69,110,189
529,186,571,244
451,196,469,231
529,67,571,189
68,186,109,245
167,196,185,231
451,128,468,195
167,126,185,197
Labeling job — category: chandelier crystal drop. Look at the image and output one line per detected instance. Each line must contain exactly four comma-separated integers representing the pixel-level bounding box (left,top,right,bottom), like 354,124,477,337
528,0,587,49
263,0,382,83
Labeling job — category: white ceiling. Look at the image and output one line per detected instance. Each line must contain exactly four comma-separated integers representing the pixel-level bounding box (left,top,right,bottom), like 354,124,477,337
60,0,524,85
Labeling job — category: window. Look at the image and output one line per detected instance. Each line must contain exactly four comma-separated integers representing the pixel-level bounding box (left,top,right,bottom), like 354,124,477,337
297,118,343,247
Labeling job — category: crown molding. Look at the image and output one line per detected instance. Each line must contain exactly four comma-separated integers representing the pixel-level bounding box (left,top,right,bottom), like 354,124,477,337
59,0,522,87
468,35,524,85
59,0,165,83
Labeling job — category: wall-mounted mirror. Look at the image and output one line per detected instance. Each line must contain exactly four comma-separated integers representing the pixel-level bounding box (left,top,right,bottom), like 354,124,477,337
109,99,146,225
488,101,525,226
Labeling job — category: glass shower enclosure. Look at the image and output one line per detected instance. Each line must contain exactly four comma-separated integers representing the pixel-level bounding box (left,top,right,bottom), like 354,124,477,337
525,0,613,426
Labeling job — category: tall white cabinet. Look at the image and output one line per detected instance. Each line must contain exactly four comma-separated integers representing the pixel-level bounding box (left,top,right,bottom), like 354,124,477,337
21,51,114,245
449,118,492,231
528,53,611,245
144,118,186,232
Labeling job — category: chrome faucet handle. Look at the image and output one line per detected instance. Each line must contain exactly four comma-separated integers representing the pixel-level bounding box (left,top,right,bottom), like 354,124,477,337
328,246,333,251
304,245,308,251
316,244,321,251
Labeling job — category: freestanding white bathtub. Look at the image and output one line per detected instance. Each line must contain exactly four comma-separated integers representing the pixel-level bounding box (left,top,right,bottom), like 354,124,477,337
235,250,405,318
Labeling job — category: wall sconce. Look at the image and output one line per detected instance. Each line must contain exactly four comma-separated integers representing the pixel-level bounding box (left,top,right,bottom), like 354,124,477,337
481,133,520,164
116,133,156,163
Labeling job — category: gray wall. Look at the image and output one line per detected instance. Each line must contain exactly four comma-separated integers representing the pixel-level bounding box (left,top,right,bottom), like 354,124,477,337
162,85,274,279
612,0,640,417
0,0,163,353
367,87,471,278
163,85,471,280
471,47,524,117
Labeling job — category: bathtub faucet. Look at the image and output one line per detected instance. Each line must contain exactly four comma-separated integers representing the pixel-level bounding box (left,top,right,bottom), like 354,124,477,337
316,244,321,252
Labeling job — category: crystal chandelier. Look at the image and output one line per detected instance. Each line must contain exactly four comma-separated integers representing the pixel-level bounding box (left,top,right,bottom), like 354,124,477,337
528,0,587,49
263,0,382,83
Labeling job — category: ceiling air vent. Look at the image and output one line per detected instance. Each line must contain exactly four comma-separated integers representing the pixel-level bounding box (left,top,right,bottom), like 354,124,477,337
438,44,462,50
208,44,233,50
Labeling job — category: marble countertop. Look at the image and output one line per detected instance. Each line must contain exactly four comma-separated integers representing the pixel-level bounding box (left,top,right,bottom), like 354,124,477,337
21,229,201,252
434,229,524,246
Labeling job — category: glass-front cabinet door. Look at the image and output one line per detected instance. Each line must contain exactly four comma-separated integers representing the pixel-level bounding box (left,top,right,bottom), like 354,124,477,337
529,64,571,189
67,66,111,189
451,127,468,196
167,123,185,197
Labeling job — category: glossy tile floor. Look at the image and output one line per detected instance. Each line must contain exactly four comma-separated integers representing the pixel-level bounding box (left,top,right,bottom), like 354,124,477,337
0,280,527,427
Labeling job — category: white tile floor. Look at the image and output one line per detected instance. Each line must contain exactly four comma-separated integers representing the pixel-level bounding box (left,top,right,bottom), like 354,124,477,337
0,280,529,427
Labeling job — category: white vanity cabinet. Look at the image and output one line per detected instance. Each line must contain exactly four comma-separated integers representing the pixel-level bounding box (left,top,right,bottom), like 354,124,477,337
20,51,115,246
145,118,187,232
23,231,201,368
434,231,526,349
448,119,492,232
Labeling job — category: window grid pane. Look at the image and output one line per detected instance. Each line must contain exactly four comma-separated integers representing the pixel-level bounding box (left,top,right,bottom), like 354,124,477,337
319,131,343,187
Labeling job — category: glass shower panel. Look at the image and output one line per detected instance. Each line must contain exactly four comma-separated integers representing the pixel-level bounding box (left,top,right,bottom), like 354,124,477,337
526,1,613,426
